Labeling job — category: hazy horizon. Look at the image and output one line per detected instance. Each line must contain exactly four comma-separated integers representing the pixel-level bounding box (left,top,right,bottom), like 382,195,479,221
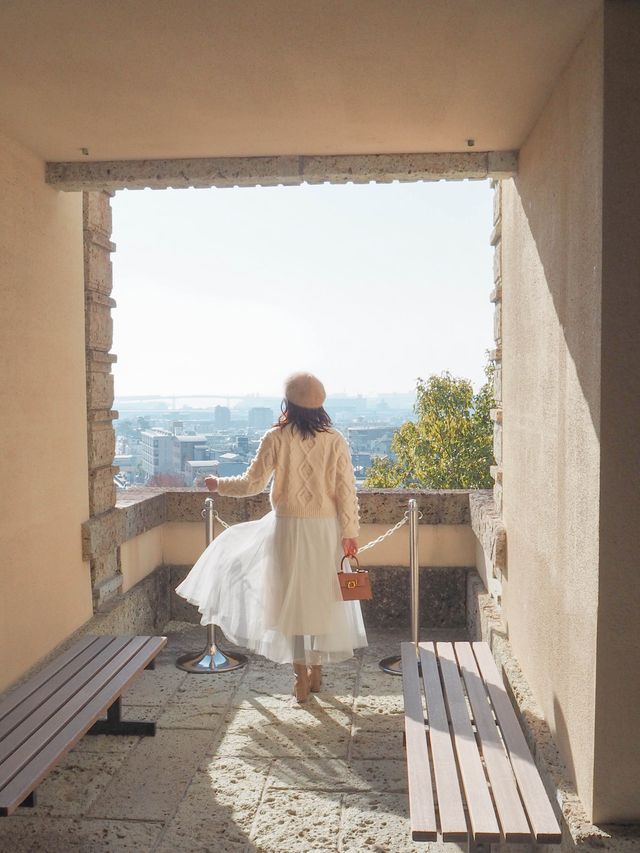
111,180,494,397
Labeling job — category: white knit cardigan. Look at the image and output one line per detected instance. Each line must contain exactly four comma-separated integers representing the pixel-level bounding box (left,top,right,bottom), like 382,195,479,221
216,426,360,538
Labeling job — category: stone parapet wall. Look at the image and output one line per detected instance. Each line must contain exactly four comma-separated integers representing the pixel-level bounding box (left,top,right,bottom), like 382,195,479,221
87,488,474,554
81,488,477,610
170,564,469,631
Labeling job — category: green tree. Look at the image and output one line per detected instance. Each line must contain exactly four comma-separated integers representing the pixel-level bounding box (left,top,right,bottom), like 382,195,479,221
364,367,495,489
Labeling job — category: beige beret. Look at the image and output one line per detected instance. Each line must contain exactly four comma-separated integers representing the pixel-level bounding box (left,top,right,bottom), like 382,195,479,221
284,372,326,409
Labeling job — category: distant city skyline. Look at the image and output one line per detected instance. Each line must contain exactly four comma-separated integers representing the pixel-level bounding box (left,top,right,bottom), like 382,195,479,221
111,180,494,397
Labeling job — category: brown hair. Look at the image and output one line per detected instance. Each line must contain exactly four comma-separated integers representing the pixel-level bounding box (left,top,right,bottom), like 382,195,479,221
276,399,333,439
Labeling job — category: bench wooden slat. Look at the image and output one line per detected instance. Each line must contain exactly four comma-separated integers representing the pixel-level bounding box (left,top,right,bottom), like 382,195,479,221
472,643,562,844
400,642,438,841
0,636,132,768
0,636,165,816
0,636,100,724
437,642,501,843
454,642,532,842
0,636,116,740
417,643,467,840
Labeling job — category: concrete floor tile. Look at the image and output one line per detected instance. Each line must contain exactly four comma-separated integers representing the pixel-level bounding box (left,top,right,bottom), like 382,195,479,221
269,758,361,792
231,685,300,710
349,759,408,793
213,706,352,760
352,708,405,733
157,696,230,730
89,728,214,820
350,728,406,759
358,669,405,696
174,671,244,701
0,817,163,852
120,663,186,706
250,789,342,852
354,693,405,714
269,758,407,793
340,792,464,853
156,758,270,852
71,732,141,755
21,751,127,816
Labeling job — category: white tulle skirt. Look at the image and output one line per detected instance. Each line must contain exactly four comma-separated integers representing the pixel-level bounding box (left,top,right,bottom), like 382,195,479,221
175,511,368,665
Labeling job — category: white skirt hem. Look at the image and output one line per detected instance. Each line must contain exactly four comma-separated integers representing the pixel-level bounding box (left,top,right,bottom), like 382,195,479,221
175,510,367,666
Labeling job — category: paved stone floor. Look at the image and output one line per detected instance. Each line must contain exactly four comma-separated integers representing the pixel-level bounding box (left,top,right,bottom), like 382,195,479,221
0,622,467,853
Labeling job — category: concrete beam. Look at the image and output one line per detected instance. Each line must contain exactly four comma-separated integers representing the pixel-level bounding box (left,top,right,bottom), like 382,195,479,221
46,151,518,192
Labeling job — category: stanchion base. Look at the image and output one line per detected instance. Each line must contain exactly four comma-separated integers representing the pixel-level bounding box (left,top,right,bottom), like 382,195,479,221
379,655,403,676
176,647,248,674
379,652,422,677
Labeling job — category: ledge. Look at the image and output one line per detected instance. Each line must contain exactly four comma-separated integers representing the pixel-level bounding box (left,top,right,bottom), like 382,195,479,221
83,488,475,560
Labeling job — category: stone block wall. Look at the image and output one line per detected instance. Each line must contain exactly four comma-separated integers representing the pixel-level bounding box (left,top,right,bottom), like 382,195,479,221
490,180,503,515
83,191,122,609
462,182,508,603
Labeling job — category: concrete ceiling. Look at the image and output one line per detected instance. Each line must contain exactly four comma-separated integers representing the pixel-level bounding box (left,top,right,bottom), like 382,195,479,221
0,0,599,163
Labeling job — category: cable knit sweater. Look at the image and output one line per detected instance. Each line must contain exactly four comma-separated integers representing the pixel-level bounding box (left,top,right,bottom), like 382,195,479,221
216,426,360,538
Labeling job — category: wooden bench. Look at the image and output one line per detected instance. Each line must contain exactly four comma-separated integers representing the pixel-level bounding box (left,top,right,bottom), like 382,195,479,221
402,641,562,851
0,634,166,816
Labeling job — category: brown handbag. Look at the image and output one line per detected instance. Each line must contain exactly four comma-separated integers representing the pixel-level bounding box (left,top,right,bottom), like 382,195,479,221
337,555,373,601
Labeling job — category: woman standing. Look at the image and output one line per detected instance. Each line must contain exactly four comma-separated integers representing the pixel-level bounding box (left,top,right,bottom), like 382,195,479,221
175,372,367,701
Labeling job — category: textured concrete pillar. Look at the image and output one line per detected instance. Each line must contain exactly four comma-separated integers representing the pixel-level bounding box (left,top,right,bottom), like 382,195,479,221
83,191,122,608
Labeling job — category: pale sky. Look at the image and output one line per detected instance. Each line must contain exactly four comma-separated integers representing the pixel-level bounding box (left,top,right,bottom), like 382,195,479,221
111,179,494,398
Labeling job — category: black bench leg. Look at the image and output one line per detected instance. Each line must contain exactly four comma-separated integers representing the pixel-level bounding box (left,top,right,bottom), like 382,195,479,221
19,791,37,808
87,697,156,737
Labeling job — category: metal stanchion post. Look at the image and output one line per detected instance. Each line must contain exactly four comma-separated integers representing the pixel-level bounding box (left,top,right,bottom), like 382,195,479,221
380,498,421,675
176,497,248,673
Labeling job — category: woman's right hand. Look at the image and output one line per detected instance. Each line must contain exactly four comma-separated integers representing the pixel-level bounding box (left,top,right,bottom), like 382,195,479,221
342,537,358,557
204,476,219,493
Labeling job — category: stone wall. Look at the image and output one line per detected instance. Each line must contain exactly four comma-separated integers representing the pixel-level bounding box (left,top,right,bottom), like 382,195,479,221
466,182,507,601
83,191,122,609
170,564,469,632
81,488,477,634
490,180,503,516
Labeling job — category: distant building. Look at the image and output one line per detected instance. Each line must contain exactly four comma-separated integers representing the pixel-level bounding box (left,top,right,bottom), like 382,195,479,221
352,452,373,470
347,426,395,454
236,434,249,455
217,452,248,477
184,459,219,486
214,406,231,428
140,429,173,478
248,407,274,430
172,434,209,473
113,454,137,484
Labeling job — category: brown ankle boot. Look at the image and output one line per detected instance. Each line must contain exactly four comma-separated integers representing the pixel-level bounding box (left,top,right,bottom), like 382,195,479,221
293,663,310,702
309,665,322,693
